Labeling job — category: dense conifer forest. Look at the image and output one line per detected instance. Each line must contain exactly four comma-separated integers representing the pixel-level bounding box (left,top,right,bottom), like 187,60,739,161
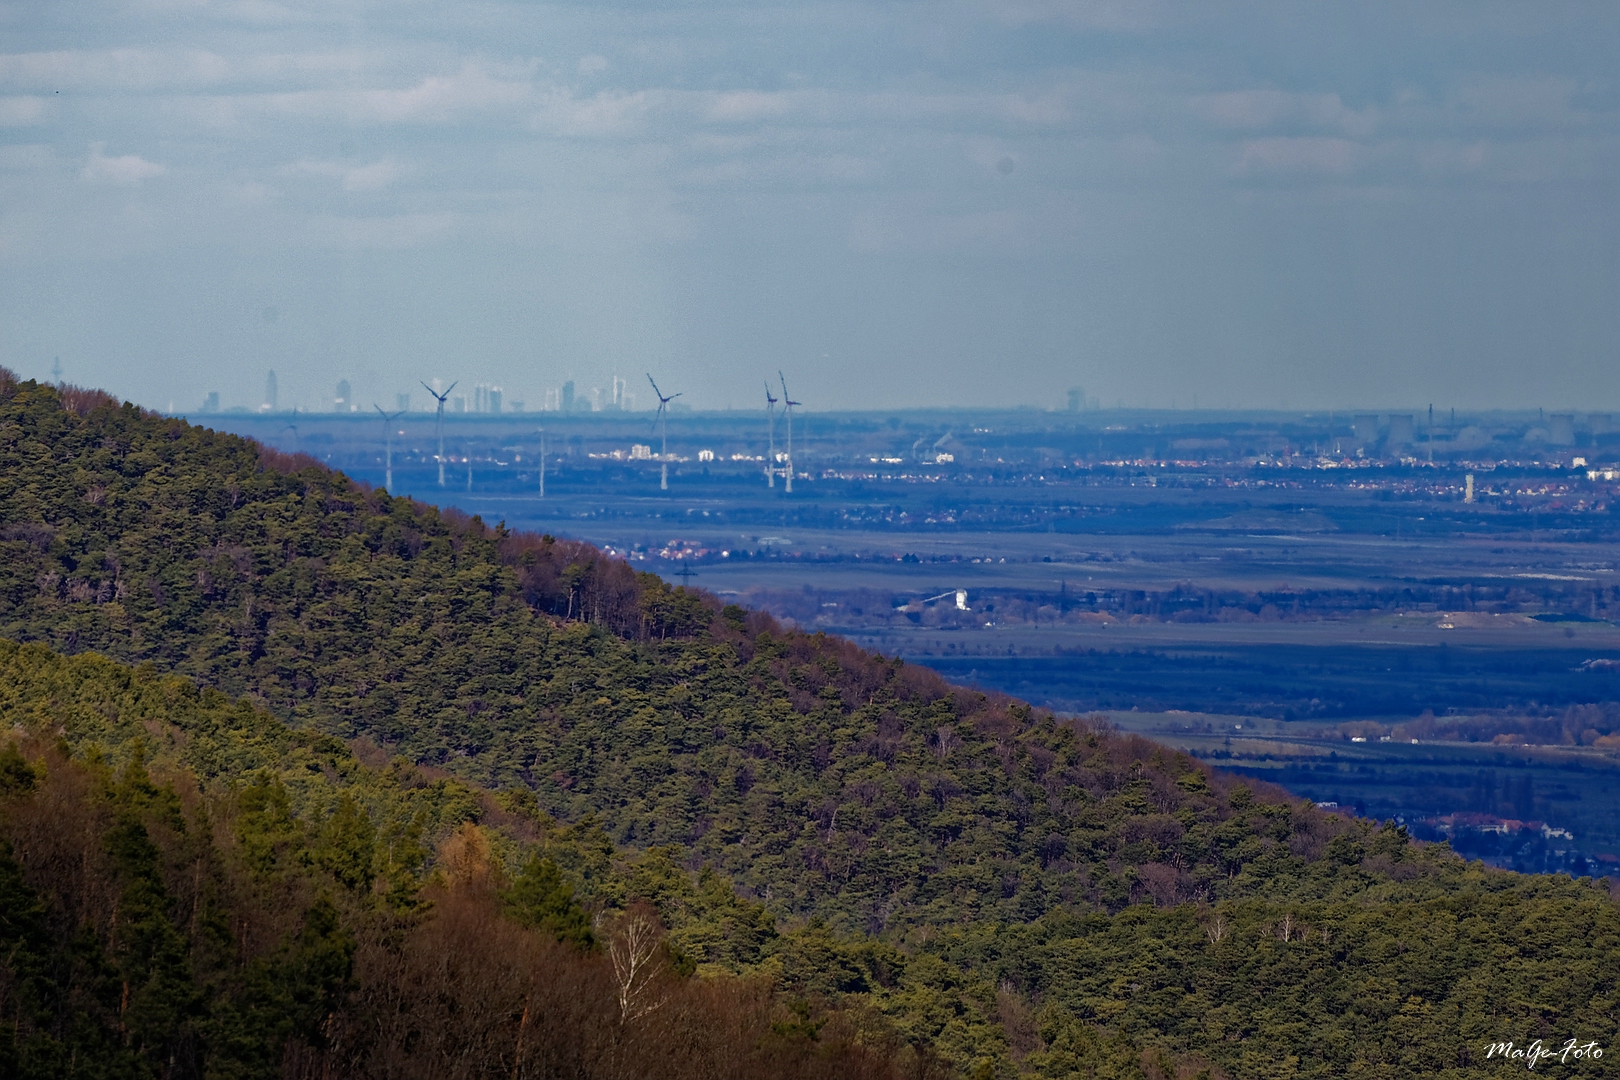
1,371,1617,1078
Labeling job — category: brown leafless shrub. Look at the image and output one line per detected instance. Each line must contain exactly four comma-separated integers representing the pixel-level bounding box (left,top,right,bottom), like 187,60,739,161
1135,862,1189,907
0,743,120,936
303,875,922,1080
257,444,328,476
314,882,619,1080
55,382,122,417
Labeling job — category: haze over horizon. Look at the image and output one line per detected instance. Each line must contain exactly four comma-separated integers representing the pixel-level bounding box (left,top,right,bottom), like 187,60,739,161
1,1,1616,415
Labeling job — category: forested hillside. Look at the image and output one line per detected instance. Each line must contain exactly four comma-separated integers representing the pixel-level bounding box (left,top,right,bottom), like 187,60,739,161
2,371,1618,1078
0,371,1324,932
0,639,941,1078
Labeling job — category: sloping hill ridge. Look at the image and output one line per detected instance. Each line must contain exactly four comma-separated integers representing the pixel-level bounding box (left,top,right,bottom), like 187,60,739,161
0,371,1302,928
3,372,1619,1077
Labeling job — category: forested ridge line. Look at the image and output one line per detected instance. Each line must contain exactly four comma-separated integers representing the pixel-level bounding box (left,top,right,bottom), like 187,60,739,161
0,368,1360,931
3,371,1619,1077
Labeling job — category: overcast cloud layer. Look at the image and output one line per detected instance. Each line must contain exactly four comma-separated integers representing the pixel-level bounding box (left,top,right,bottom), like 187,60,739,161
0,1,1616,413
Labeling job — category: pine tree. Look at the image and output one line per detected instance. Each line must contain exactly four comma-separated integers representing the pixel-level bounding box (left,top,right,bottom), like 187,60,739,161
93,744,201,1069
0,741,38,794
503,853,595,949
317,793,376,893
235,771,300,877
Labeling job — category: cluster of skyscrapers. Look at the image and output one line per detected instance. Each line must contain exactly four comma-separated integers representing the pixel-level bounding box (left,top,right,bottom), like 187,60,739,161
542,378,639,414
235,373,639,415
190,369,658,416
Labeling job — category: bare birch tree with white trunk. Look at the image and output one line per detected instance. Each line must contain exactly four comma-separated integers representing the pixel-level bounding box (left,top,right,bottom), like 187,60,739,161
603,905,669,1022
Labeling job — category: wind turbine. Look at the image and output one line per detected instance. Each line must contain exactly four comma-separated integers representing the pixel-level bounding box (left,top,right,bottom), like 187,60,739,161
778,372,799,494
537,426,546,499
647,374,680,491
421,380,457,487
374,405,403,492
764,380,778,488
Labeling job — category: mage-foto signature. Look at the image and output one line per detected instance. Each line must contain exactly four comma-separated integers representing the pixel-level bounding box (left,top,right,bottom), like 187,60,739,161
1485,1039,1604,1069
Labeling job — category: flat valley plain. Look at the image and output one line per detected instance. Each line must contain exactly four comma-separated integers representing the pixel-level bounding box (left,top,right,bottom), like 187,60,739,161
212,407,1620,876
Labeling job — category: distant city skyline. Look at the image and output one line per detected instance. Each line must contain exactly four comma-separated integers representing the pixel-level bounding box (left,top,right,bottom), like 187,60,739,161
1,3,1616,413
167,366,1612,423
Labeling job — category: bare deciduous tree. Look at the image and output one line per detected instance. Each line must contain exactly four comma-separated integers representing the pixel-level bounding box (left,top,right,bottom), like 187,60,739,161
604,904,669,1023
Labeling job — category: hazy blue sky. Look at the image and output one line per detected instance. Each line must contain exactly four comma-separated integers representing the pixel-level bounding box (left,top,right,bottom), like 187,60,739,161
0,1,1615,413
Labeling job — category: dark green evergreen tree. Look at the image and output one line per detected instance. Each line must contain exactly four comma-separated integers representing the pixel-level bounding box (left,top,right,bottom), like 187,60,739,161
235,771,301,877
0,741,37,794
104,812,201,1070
317,793,376,893
504,853,595,949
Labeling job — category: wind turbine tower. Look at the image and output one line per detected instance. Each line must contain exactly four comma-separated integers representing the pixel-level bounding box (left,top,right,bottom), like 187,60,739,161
537,427,546,499
374,405,403,491
779,373,799,494
764,380,778,488
647,374,681,491
421,380,458,487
